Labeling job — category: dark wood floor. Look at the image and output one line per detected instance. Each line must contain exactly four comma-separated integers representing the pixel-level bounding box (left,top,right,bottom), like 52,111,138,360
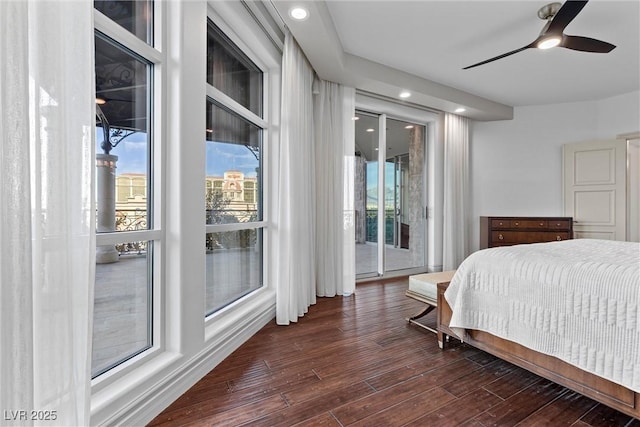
149,278,639,427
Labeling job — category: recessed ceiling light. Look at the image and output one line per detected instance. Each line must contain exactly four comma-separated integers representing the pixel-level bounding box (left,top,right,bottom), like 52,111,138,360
352,116,360,121
455,107,466,113
366,128,375,132
289,7,309,21
95,97,106,105
399,91,411,99
405,125,414,129
374,148,379,151
206,129,213,133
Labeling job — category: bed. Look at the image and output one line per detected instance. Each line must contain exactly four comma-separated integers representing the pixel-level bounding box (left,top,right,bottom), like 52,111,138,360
441,239,640,418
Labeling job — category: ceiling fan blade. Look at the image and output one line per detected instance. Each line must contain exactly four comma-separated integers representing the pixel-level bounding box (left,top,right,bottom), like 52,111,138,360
547,1,588,34
561,35,616,53
463,45,533,70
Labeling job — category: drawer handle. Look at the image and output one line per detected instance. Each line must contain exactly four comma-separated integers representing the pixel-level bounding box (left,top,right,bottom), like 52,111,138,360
556,235,562,241
499,222,504,226
539,222,544,226
514,222,519,226
556,223,561,226
498,234,504,240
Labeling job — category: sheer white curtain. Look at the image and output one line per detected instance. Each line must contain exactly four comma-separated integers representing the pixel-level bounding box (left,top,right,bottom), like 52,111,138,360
313,80,356,297
276,31,316,324
442,113,470,270
0,2,95,425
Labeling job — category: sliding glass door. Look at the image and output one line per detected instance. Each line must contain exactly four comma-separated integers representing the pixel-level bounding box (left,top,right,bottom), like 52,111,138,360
385,117,426,272
354,111,427,278
354,111,379,276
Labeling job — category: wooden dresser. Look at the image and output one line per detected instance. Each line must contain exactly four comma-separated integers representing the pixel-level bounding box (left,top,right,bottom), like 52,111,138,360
480,216,573,249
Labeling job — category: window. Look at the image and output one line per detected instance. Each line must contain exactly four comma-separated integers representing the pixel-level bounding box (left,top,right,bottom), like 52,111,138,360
89,2,281,423
92,4,159,378
207,21,262,117
94,0,153,45
205,20,266,316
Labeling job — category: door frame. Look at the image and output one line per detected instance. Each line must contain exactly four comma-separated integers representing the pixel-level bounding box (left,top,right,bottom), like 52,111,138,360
354,94,439,280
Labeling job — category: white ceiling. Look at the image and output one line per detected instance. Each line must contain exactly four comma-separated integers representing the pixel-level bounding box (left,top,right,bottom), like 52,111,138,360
272,0,640,119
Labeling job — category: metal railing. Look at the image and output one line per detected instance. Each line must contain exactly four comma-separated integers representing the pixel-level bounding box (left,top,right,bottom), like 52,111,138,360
365,208,395,245
206,208,258,251
115,209,148,254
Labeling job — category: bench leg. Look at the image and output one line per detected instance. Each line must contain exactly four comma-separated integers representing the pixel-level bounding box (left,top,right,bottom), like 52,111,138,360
406,305,437,334
406,305,435,322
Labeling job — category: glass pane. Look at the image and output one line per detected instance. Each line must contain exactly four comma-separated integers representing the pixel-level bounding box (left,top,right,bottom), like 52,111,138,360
206,100,261,224
354,112,379,277
207,20,263,117
94,0,153,45
206,229,262,315
385,118,426,271
95,34,151,235
92,241,152,378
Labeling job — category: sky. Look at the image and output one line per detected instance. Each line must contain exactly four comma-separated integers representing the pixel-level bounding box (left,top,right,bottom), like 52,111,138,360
367,162,396,209
97,129,259,178
97,130,393,206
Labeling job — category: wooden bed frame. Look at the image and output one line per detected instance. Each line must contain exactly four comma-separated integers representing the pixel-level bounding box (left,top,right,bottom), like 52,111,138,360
436,282,640,419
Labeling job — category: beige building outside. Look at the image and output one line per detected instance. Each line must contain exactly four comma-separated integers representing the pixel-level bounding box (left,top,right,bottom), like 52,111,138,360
115,169,258,238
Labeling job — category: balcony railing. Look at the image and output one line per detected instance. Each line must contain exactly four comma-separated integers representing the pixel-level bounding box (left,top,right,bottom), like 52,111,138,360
206,208,258,251
114,209,148,254
206,207,257,225
365,208,395,245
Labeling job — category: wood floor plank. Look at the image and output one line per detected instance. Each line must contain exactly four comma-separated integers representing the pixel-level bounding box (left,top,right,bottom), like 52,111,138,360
240,382,375,427
515,390,598,426
578,403,637,427
148,278,634,427
180,394,288,427
365,353,481,391
441,359,517,398
346,386,456,427
473,379,567,426
481,366,543,400
403,388,503,426
290,412,341,427
332,359,483,425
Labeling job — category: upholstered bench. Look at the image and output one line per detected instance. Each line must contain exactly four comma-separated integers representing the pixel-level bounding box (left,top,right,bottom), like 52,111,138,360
406,270,456,333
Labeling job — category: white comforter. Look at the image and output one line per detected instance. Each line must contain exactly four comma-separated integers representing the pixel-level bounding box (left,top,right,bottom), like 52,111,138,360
445,239,640,392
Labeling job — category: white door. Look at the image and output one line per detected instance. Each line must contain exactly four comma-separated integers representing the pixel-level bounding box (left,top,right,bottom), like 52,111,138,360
563,139,627,240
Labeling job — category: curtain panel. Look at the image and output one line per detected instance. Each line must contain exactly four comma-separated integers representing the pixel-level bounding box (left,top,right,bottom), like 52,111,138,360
0,1,95,425
313,80,355,297
276,31,317,324
442,113,470,270
276,31,356,324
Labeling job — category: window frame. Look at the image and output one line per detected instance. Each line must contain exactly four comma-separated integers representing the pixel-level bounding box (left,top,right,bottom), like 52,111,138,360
204,15,269,318
91,3,165,386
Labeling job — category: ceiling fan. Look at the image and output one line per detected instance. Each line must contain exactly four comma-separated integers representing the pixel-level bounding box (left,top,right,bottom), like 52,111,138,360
463,0,616,70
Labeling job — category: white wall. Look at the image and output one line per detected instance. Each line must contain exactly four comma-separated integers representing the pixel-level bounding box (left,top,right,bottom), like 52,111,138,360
469,90,640,252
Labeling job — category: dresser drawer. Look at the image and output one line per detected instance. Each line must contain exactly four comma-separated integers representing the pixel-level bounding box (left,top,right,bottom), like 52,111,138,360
491,231,570,245
491,219,510,229
548,220,571,230
541,231,571,242
510,219,548,229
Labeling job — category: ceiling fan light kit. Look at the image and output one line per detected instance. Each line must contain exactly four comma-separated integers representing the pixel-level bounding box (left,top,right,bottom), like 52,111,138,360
537,36,561,50
463,0,616,70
